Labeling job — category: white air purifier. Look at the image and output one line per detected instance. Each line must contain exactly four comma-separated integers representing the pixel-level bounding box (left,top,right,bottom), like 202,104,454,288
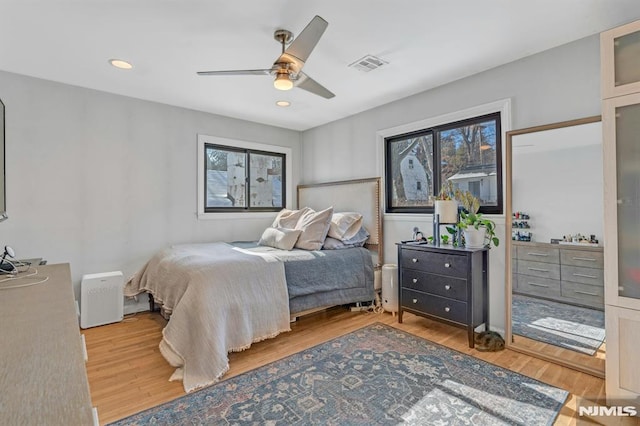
382,264,398,314
80,271,124,329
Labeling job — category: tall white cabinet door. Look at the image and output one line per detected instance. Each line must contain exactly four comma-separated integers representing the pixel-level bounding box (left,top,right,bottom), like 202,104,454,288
605,305,640,403
602,19,640,408
602,93,640,312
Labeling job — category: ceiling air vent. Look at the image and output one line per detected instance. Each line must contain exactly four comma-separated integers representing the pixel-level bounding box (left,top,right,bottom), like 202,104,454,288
348,54,388,72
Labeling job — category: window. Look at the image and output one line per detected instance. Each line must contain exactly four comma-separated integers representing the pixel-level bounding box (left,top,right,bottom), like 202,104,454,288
197,134,292,217
385,112,502,214
203,143,285,212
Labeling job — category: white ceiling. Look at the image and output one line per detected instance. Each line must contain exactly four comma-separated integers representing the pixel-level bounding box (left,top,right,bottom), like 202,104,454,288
0,1,639,131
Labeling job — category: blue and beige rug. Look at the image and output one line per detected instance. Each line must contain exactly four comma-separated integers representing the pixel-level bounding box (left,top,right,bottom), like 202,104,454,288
110,323,568,425
512,294,605,355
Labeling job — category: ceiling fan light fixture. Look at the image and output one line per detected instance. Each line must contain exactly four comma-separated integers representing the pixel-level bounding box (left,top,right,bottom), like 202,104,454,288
273,72,293,91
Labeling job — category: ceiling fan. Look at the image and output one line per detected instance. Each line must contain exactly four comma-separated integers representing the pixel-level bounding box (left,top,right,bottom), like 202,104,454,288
197,15,335,99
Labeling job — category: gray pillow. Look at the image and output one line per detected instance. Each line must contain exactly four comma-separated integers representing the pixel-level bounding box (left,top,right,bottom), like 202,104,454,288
258,227,303,251
322,226,369,250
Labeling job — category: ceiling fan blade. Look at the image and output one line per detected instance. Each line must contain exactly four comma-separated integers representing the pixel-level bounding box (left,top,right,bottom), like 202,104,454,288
295,72,335,99
284,15,328,63
197,69,272,76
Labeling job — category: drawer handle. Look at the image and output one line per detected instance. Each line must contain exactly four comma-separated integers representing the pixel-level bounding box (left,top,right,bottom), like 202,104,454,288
412,298,418,304
444,263,451,268
412,278,418,283
444,307,451,312
527,252,548,257
573,273,597,279
574,290,599,296
527,267,550,272
573,257,596,262
444,285,451,290
528,282,549,288
412,258,418,263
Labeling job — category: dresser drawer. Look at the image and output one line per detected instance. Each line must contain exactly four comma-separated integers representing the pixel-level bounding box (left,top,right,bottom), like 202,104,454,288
516,245,560,264
560,249,604,269
516,274,561,298
517,259,561,280
402,289,466,324
400,249,467,278
402,270,467,301
561,265,604,286
561,281,604,306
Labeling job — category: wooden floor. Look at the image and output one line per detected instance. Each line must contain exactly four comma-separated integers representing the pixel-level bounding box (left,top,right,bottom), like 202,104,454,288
84,308,609,425
512,333,605,376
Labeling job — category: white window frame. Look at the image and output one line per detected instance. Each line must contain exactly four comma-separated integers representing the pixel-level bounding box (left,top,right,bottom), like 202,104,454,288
197,134,293,220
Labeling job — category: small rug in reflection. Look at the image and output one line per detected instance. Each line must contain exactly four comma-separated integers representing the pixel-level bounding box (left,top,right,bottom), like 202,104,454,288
512,294,605,355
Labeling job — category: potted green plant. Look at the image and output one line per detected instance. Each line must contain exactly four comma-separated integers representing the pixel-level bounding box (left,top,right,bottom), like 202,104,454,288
455,191,499,248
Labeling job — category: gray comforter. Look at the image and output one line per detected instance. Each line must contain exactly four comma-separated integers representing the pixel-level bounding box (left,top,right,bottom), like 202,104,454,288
231,242,375,313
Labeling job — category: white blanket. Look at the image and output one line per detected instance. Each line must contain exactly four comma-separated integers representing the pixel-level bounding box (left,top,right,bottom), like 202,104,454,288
124,242,290,392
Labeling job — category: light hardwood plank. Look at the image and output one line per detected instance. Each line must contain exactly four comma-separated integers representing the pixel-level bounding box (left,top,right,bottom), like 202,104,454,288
84,308,607,425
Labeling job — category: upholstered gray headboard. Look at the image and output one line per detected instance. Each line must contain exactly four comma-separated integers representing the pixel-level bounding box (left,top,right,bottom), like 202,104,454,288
297,177,383,266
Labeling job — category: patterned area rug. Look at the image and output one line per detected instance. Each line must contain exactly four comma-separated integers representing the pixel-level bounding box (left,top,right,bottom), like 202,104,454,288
512,294,605,355
110,323,568,425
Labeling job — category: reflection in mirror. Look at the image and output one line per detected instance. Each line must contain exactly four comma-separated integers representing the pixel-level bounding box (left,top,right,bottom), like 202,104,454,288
506,116,605,377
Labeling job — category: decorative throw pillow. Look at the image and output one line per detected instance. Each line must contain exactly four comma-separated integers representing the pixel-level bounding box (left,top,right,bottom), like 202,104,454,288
258,227,303,251
327,212,363,241
322,227,370,250
272,208,310,229
294,206,334,251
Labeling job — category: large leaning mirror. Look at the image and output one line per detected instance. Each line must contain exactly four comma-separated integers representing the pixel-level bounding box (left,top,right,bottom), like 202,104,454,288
505,116,605,378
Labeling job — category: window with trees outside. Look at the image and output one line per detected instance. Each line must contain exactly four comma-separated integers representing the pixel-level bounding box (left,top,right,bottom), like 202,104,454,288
204,143,285,212
385,112,502,214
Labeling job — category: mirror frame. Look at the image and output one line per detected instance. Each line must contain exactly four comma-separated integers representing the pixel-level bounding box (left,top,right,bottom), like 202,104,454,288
505,115,604,378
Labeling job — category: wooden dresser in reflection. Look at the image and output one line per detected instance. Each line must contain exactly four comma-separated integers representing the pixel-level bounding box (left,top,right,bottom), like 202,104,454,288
512,241,604,310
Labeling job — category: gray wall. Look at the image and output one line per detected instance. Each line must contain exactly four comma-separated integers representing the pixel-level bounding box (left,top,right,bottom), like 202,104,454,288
0,70,301,311
0,34,602,325
301,35,602,332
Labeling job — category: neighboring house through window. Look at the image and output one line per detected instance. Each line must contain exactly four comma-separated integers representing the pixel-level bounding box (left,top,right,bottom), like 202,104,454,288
385,111,503,214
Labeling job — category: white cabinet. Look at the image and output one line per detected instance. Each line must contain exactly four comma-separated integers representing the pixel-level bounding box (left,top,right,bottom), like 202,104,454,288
601,19,640,99
601,20,640,407
603,92,640,311
605,305,640,401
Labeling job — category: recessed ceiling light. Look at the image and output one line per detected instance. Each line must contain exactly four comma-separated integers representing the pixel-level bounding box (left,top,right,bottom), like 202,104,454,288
109,59,133,70
276,100,291,107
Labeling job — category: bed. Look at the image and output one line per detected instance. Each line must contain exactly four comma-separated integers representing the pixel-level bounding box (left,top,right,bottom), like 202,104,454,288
124,177,383,392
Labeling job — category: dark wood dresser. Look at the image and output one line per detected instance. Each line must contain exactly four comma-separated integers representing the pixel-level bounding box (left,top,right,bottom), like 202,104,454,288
397,243,489,347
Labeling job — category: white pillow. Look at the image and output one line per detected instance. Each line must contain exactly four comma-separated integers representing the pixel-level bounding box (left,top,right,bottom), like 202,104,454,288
272,208,310,229
258,227,303,251
328,212,363,241
294,206,334,251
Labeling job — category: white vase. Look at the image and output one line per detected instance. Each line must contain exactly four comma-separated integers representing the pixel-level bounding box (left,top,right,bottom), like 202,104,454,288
434,200,458,224
464,227,487,248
